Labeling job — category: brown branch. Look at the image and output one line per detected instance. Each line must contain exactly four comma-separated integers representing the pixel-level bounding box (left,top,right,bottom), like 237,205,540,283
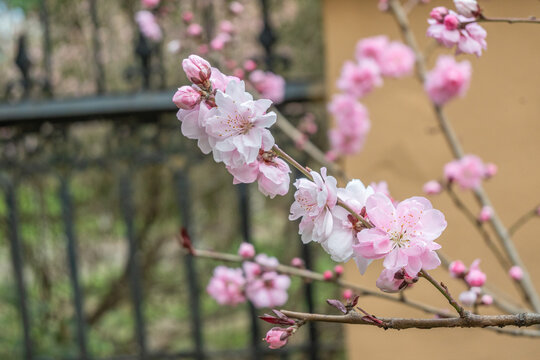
462,14,540,26
420,270,465,317
508,204,540,236
387,0,540,313
280,309,540,330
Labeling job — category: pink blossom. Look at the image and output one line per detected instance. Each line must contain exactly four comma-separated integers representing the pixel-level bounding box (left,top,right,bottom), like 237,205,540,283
182,55,212,86
197,44,209,55
246,271,291,308
379,42,415,78
481,294,493,305
298,113,318,135
370,181,391,199
343,289,353,300
243,261,262,280
444,155,486,190
182,11,194,23
425,56,471,105
229,1,245,15
378,0,389,11
327,95,370,156
454,0,480,18
210,33,231,51
485,163,497,178
430,7,449,22
423,180,442,195
478,206,493,222
321,180,374,272
264,328,288,349
334,265,344,275
289,168,338,244
135,11,162,41
206,80,276,167
459,290,477,307
219,20,235,34
353,194,446,277
207,266,246,306
449,260,467,277
509,266,523,281
376,268,416,293
187,23,203,37
141,0,160,8
323,270,333,280
249,70,286,104
291,257,304,268
210,67,240,92
172,86,201,110
238,242,255,258
227,151,291,199
244,59,257,72
177,103,214,154
465,259,486,287
233,68,245,80
337,59,382,98
355,35,388,63
255,254,279,270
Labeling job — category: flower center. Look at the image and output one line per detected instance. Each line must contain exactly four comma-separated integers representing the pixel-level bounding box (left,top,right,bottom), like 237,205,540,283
390,231,409,248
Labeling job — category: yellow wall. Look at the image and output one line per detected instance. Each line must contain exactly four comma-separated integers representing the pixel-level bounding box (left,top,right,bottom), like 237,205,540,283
323,0,540,358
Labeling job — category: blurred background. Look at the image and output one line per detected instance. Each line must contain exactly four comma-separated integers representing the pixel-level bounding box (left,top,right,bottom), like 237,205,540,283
1,0,540,359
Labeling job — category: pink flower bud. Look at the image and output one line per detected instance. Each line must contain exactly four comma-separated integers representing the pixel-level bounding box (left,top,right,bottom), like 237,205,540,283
334,265,344,275
481,294,493,305
449,260,467,277
478,206,493,223
219,20,234,34
238,242,255,259
454,0,480,18
485,163,497,178
423,180,442,195
459,290,477,307
182,11,194,23
430,6,449,22
182,55,212,86
343,289,353,300
509,266,523,281
233,68,245,80
444,14,459,30
244,59,257,72
323,270,333,281
465,268,486,287
142,0,160,8
291,257,304,268
172,86,201,110
264,328,288,349
229,1,244,15
197,44,209,55
186,23,203,37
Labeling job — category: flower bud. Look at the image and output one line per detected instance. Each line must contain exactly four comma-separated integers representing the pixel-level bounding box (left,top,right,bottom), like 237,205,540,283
244,59,257,72
290,257,304,268
430,6,449,22
323,270,333,280
182,11,193,23
343,289,353,300
459,290,477,307
334,265,344,275
465,268,486,287
182,55,212,86
238,242,255,259
509,266,523,281
444,14,459,30
485,163,498,178
478,206,493,223
454,0,480,18
423,180,442,195
172,86,201,110
264,328,289,349
481,294,493,305
449,260,467,277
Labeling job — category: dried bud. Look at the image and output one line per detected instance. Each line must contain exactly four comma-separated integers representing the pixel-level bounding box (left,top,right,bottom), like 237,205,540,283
454,0,480,18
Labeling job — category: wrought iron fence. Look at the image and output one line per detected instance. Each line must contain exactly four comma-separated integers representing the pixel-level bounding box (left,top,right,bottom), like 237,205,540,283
0,0,340,359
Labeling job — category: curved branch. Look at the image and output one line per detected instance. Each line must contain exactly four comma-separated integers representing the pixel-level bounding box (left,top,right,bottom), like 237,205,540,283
508,204,540,236
462,14,540,26
280,309,540,330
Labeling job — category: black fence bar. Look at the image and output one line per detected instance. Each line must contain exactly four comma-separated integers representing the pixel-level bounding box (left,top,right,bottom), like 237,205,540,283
119,174,148,359
4,180,33,360
39,0,53,96
236,183,262,360
89,0,106,94
59,176,89,360
173,170,204,360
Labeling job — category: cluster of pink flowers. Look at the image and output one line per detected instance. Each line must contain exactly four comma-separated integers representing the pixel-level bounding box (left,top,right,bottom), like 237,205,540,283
135,10,162,41
206,243,291,308
427,6,487,56
444,154,494,190
328,36,414,158
174,56,291,198
449,259,491,307
289,167,447,292
425,56,471,105
249,70,286,104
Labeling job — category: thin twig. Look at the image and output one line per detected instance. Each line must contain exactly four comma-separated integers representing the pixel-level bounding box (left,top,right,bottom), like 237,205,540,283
420,270,465,317
508,204,540,236
462,14,540,26
387,0,540,313
280,309,540,330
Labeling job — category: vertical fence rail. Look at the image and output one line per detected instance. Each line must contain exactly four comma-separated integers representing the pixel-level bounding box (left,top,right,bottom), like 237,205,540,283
119,174,148,359
4,180,33,360
174,170,204,360
59,176,89,360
